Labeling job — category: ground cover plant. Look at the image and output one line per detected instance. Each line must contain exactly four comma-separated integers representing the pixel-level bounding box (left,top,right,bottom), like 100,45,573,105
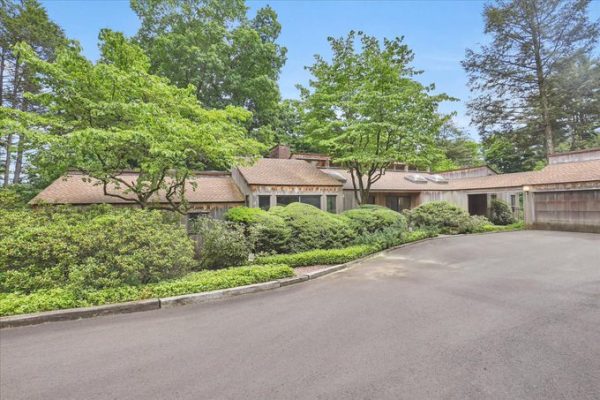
0,265,293,316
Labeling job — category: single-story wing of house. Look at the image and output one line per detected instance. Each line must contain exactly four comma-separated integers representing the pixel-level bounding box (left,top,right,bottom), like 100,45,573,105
30,146,600,232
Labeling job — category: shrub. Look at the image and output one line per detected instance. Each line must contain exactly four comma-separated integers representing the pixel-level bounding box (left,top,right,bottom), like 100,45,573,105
224,206,269,225
254,245,376,268
0,264,294,316
0,184,39,210
270,203,355,252
406,201,481,234
342,205,407,235
0,206,195,293
191,218,251,269
353,226,405,250
489,199,516,225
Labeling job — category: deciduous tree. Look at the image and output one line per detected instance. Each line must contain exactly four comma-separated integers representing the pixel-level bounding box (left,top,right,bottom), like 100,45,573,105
300,31,452,204
17,30,263,212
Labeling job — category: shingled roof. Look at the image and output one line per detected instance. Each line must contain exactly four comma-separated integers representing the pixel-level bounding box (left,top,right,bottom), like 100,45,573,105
237,158,342,186
30,172,245,205
323,159,600,192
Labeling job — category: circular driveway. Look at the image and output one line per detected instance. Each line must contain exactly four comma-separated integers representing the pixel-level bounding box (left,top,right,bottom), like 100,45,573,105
1,230,599,399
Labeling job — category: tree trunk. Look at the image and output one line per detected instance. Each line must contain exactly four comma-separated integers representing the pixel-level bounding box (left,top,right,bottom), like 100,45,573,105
2,134,12,187
13,135,24,184
531,14,554,159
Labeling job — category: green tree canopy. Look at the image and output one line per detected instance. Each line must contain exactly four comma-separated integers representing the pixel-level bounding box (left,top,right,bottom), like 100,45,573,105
130,0,287,143
16,29,264,212
0,0,66,186
300,31,452,204
463,0,599,164
433,123,483,172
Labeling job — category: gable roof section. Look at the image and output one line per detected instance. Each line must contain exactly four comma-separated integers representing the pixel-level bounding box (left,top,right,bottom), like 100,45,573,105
30,172,245,205
237,158,342,186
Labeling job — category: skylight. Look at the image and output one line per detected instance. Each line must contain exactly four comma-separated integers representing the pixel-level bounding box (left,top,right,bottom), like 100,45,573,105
426,174,449,184
405,174,428,183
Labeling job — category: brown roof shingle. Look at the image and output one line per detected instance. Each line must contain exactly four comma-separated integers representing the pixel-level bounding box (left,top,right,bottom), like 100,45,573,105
323,159,600,192
30,172,245,205
238,158,342,186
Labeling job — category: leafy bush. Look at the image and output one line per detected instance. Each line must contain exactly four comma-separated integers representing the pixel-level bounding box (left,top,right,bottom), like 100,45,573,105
342,205,407,235
353,226,405,250
269,203,355,252
0,264,293,316
254,245,376,267
0,184,39,210
224,206,291,254
406,201,486,234
224,206,269,225
0,206,195,293
489,199,516,225
191,218,251,269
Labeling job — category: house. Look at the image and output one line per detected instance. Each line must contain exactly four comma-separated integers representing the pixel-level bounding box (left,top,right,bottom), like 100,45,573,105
30,171,246,219
30,147,600,232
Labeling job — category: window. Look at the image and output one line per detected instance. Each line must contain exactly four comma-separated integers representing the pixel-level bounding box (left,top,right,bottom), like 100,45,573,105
327,195,337,213
491,194,497,200
276,195,299,206
258,195,270,210
510,194,516,209
386,195,411,212
276,195,322,208
300,195,321,208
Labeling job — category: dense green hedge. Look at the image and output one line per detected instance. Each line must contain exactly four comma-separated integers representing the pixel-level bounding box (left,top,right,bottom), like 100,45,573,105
489,199,516,226
0,206,196,293
342,205,407,235
254,229,438,268
405,201,489,234
0,264,293,316
191,218,251,269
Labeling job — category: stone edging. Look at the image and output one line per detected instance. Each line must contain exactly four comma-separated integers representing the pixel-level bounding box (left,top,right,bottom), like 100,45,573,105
0,231,519,329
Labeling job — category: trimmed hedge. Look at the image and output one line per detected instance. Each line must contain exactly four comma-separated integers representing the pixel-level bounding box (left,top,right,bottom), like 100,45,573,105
0,206,195,293
191,218,251,269
270,203,355,252
342,205,407,235
254,245,376,267
0,264,293,316
489,199,516,225
253,230,438,268
405,201,489,234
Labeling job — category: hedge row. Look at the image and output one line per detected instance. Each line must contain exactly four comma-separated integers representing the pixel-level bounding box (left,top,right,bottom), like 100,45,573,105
0,264,293,316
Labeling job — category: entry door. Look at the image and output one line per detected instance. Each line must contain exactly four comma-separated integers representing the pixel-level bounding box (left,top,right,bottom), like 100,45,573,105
468,194,487,216
386,195,411,212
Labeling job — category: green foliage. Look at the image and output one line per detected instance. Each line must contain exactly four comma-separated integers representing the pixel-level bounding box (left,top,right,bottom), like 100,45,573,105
0,264,293,316
254,245,376,268
224,206,269,225
15,29,264,210
191,218,251,270
434,122,483,171
270,202,355,252
406,201,490,234
300,31,452,204
0,206,195,293
131,0,287,139
1,0,67,186
342,205,406,235
489,199,516,226
464,0,599,161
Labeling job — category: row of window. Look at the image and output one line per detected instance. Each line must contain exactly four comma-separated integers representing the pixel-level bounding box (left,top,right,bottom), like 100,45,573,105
258,195,337,213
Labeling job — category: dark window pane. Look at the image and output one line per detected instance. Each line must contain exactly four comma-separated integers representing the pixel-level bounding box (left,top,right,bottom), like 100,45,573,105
300,195,321,208
327,195,337,213
398,196,411,211
276,195,299,206
258,195,270,210
386,195,399,212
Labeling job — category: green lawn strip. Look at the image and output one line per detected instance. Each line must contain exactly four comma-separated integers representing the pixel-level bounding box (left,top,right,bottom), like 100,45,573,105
0,264,293,317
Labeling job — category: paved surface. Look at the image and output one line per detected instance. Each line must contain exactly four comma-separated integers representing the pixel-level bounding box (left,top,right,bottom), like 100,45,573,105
1,231,599,400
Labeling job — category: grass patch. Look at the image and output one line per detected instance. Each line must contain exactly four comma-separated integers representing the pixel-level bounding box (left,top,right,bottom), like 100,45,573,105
478,221,525,232
0,264,293,317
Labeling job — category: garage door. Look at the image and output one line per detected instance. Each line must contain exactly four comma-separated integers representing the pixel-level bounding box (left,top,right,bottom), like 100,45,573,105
533,190,600,233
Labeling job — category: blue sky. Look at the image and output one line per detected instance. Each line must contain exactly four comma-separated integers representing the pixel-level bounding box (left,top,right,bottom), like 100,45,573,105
40,0,600,139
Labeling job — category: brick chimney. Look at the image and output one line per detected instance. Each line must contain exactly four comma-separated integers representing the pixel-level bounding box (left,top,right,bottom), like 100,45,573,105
268,144,292,159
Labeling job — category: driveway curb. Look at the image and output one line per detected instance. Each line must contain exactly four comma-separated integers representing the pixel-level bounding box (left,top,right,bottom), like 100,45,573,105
0,231,520,329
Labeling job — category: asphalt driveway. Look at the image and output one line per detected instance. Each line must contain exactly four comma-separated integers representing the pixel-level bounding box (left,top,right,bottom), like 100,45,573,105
1,230,599,400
